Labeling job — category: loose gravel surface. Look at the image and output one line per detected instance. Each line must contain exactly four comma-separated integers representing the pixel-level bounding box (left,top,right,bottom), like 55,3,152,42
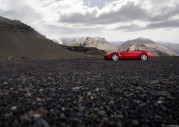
0,57,179,127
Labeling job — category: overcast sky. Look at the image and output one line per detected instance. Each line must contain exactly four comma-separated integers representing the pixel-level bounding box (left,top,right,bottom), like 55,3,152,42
0,0,179,43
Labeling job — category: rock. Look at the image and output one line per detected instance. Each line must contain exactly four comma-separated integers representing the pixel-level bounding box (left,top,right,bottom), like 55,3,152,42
60,113,65,118
87,92,92,96
72,86,82,91
0,57,178,127
7,56,14,60
110,84,114,86
150,80,159,84
26,92,32,96
79,106,85,111
27,108,48,118
50,88,56,92
36,98,45,102
20,114,31,123
32,118,49,127
90,96,94,100
20,56,31,60
61,107,65,111
136,86,143,90
0,92,9,96
33,114,41,118
39,88,43,92
78,96,83,102
109,100,114,104
139,103,147,107
157,100,163,104
11,106,17,111
5,112,13,117
94,107,99,112
132,120,139,126
10,87,14,90
47,77,52,80
151,91,170,96
3,82,8,85
97,110,106,116
95,88,100,92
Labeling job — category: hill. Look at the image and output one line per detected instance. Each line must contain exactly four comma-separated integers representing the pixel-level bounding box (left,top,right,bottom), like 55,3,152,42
62,45,106,56
60,37,118,53
118,37,178,56
159,42,179,54
60,37,86,46
0,16,81,59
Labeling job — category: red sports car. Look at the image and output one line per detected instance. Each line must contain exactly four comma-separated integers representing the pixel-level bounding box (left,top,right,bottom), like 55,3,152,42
104,49,151,61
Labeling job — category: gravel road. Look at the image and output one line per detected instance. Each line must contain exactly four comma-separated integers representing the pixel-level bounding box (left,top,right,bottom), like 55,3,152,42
0,57,179,127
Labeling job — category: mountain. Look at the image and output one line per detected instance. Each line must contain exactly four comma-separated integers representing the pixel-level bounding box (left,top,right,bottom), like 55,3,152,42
62,45,106,56
49,38,63,44
0,16,81,59
60,37,118,53
110,41,124,48
118,37,178,56
83,37,118,53
60,37,86,46
159,42,179,54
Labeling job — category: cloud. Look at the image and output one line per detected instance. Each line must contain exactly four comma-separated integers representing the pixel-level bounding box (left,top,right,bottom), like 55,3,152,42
0,0,41,23
147,19,179,29
59,7,98,24
115,24,142,31
97,2,148,24
1,0,179,28
38,24,103,38
59,1,148,25
114,19,179,32
149,4,179,22
0,0,179,43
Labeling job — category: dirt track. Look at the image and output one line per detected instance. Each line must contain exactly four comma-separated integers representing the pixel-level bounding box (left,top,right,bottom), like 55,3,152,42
0,57,179,127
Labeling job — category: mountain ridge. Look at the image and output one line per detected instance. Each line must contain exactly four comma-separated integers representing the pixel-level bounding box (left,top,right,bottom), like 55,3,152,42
159,42,179,54
118,37,178,56
60,37,118,53
0,16,82,59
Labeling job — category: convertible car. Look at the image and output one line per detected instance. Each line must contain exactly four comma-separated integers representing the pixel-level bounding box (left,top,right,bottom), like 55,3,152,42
104,49,151,61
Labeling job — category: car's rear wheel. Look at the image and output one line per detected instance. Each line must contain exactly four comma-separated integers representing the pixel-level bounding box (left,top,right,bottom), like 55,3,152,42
141,54,148,60
112,54,119,61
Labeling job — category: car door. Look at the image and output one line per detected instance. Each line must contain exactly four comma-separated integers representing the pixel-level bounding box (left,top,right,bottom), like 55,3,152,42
128,50,141,59
120,50,140,59
120,51,131,59
126,51,136,59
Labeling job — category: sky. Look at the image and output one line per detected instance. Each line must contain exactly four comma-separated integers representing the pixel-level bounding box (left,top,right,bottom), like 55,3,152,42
0,0,179,43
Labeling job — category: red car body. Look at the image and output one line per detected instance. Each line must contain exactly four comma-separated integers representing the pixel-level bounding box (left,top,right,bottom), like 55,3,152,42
104,50,151,60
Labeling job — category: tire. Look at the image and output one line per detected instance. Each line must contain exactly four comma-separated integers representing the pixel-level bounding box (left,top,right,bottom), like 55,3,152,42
141,54,148,60
112,54,119,61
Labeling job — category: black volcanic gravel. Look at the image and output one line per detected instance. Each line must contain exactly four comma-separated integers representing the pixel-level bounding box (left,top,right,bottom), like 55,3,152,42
0,57,179,127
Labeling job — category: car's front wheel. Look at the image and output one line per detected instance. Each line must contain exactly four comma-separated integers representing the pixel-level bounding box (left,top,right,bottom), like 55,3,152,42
112,54,119,61
141,54,148,60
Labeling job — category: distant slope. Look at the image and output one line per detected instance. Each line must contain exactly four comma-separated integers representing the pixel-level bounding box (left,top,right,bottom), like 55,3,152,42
159,42,179,54
62,45,106,56
0,16,81,59
60,37,86,46
60,37,118,53
119,37,178,56
83,37,118,53
110,41,124,48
